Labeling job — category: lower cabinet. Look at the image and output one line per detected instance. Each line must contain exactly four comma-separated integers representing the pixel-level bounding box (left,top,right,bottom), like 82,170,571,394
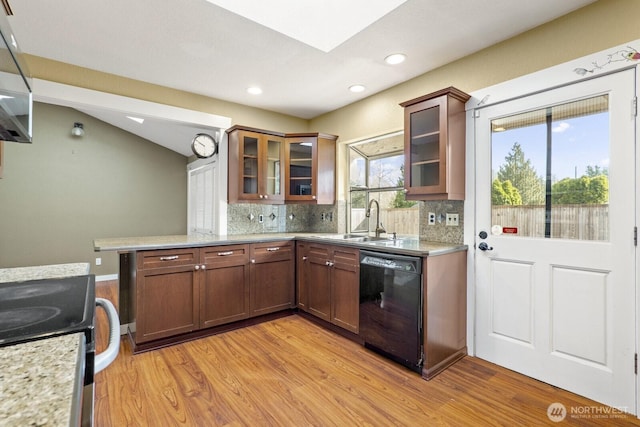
250,241,295,316
297,242,359,334
131,242,294,346
134,248,200,343
200,245,251,329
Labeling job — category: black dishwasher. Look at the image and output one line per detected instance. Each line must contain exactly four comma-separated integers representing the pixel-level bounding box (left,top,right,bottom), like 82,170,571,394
359,250,422,373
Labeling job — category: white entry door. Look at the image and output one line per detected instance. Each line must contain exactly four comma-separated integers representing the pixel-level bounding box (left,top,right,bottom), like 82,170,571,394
475,69,636,413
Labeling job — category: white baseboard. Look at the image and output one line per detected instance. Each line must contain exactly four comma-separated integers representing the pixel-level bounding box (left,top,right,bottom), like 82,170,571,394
96,274,118,282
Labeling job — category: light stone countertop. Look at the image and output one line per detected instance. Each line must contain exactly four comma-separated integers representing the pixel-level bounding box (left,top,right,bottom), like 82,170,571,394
0,263,91,427
0,333,84,427
0,262,90,283
94,233,467,257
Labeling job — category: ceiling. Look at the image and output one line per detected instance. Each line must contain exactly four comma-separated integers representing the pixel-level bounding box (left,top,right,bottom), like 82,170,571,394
5,0,595,156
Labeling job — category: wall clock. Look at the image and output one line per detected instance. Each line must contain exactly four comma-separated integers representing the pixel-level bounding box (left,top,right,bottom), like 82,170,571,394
191,133,217,158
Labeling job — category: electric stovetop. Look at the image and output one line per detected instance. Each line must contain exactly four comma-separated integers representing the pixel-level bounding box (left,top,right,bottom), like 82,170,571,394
0,275,95,347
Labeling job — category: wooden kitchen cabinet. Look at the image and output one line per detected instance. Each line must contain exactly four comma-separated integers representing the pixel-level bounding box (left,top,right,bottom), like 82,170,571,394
400,87,470,200
200,244,251,328
422,249,468,379
330,247,360,333
250,241,295,316
134,248,200,343
298,242,359,334
227,125,285,204
296,242,309,312
130,241,296,349
303,243,331,321
284,132,337,204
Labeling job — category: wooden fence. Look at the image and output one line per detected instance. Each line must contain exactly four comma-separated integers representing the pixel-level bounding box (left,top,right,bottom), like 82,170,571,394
492,204,609,241
351,208,420,235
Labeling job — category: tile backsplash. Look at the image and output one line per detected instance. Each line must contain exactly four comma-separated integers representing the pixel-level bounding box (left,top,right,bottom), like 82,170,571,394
227,199,463,245
418,200,464,244
226,202,343,235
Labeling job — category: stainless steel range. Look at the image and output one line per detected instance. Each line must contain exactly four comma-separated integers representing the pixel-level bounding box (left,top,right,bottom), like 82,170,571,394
0,274,120,426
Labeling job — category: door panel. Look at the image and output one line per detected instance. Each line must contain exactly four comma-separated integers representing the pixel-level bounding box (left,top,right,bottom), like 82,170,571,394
475,69,636,412
490,259,533,344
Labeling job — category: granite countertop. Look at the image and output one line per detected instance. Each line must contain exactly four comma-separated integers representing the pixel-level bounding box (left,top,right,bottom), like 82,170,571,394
0,263,91,427
0,333,84,427
94,233,467,257
0,263,90,283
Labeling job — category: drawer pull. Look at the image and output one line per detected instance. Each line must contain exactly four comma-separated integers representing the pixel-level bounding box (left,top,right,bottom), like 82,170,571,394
217,251,234,256
266,247,280,252
159,255,179,261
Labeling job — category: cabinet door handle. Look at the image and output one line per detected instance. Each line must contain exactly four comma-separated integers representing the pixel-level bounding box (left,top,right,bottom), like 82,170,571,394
264,195,268,199
217,251,234,256
160,255,179,261
266,247,280,252
201,264,206,270
312,195,316,200
302,256,308,261
328,261,334,267
195,265,200,270
259,194,264,199
251,259,256,264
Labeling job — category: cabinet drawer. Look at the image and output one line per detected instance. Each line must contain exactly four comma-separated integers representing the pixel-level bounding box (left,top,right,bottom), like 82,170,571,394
138,248,198,270
201,244,250,267
251,241,293,263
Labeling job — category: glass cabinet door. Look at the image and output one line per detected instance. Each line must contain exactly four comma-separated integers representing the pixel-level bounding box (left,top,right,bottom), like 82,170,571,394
241,134,259,196
264,137,283,199
401,87,468,200
409,104,442,188
286,138,314,200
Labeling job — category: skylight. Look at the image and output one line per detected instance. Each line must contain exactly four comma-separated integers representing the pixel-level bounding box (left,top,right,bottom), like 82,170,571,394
206,0,407,53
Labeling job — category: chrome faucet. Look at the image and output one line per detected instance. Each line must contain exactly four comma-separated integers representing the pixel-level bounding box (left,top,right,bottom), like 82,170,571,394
366,199,386,237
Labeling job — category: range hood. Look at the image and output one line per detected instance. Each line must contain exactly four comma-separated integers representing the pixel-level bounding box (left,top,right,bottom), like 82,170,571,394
0,11,31,143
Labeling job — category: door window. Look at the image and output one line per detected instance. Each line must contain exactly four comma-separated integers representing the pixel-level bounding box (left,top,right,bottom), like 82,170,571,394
491,96,609,241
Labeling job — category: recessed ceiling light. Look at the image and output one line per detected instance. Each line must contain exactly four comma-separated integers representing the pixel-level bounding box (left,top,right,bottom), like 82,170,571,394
247,86,263,95
126,116,144,124
349,85,365,93
384,53,406,65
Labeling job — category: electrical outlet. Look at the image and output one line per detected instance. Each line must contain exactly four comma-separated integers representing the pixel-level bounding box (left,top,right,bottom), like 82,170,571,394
446,213,459,226
428,212,436,225
95,257,102,266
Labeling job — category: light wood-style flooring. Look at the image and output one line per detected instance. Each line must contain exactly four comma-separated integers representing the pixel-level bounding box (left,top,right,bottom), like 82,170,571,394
94,280,639,426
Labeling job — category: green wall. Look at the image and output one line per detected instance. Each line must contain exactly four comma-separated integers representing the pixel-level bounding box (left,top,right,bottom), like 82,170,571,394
0,102,188,274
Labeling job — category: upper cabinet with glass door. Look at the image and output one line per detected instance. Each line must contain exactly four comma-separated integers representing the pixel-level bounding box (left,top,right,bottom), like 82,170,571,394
400,87,470,200
285,133,338,204
227,125,285,204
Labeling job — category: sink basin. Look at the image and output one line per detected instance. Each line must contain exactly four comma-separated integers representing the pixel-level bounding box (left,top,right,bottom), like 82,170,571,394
311,234,398,243
346,236,393,242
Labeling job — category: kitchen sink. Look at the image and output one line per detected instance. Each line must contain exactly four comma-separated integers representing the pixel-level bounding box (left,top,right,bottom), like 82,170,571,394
311,234,405,244
345,236,393,242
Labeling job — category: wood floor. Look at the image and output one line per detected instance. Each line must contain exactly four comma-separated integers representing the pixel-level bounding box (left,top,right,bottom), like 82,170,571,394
94,280,639,426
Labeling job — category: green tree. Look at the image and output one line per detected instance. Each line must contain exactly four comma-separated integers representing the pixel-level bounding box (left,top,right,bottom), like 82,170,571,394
552,174,608,204
585,165,608,177
391,165,417,208
492,178,523,205
497,142,545,205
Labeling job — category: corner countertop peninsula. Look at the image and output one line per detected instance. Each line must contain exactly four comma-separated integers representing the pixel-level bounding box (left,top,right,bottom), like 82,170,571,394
93,233,467,257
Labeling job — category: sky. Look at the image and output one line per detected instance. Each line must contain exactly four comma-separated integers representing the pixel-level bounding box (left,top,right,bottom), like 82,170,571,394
491,111,609,182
